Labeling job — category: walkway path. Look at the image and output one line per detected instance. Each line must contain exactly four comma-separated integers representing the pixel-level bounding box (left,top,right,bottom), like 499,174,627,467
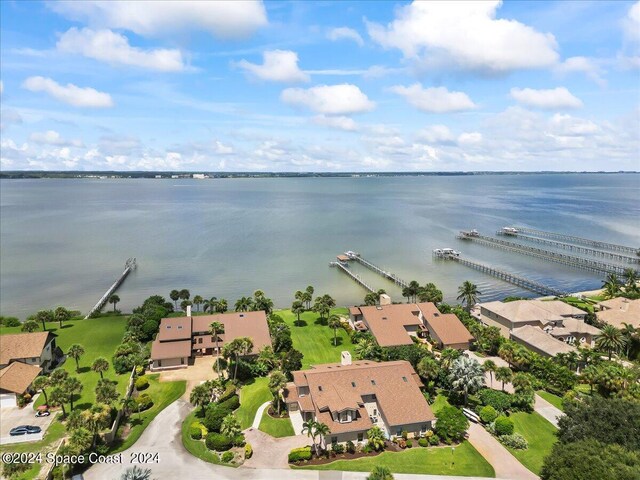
534,394,562,428
85,399,495,480
241,428,308,469
467,423,538,480
252,401,271,429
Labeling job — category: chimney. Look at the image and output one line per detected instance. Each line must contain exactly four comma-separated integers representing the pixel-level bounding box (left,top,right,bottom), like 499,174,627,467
186,305,192,317
379,294,391,306
341,351,352,366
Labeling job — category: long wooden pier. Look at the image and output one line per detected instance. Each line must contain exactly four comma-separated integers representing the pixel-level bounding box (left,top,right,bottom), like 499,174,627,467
329,261,375,292
457,233,636,276
437,252,568,297
344,251,409,288
85,258,137,319
496,230,639,264
510,226,639,256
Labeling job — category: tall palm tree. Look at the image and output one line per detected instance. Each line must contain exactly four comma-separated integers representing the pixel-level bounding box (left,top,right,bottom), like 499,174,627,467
204,297,218,313
623,268,639,293
302,420,319,453
301,291,312,310
498,342,516,368
457,281,481,312
294,290,304,302
291,301,305,326
64,377,83,410
49,386,69,417
602,273,621,299
402,286,412,303
108,294,120,312
234,296,252,312
53,306,71,328
91,357,109,379
190,383,211,415
314,422,330,452
170,290,180,309
268,369,287,413
482,360,497,387
81,403,111,448
596,325,626,360
192,295,203,312
408,280,420,302
179,289,190,302
448,357,485,405
216,298,228,313
32,376,50,405
416,356,439,392
328,315,342,346
67,344,85,372
620,323,638,358
36,310,53,331
495,366,513,392
210,321,224,373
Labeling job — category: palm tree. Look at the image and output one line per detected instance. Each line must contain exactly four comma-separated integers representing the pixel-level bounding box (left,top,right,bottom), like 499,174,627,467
170,290,180,309
512,372,533,394
32,376,50,405
91,357,109,379
179,289,190,302
364,292,378,306
483,360,497,388
180,300,192,312
623,268,639,293
402,286,412,303
234,296,253,312
190,383,211,415
120,466,153,480
21,320,39,332
408,280,420,302
301,291,312,310
64,377,83,410
294,290,304,302
596,325,626,360
220,414,241,438
314,422,330,452
448,357,485,405
210,321,224,373
457,281,481,312
367,466,395,480
35,310,54,331
302,420,319,453
193,295,203,312
95,378,120,405
204,297,218,313
328,315,342,346
498,342,516,368
416,356,439,392
49,386,69,417
82,403,111,448
108,294,120,312
291,301,305,326
120,397,137,418
216,298,228,313
305,285,314,303
67,344,85,372
53,306,71,328
268,369,287,413
495,366,513,392
620,323,638,358
355,338,377,360
366,425,386,451
602,273,621,299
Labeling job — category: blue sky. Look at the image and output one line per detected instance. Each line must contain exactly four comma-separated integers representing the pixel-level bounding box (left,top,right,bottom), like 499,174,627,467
1,0,639,171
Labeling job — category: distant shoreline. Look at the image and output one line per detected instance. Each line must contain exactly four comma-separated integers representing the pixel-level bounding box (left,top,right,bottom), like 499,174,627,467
1,171,639,180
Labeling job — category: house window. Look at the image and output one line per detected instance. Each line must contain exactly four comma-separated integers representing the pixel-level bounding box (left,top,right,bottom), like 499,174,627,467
351,382,356,387
158,360,162,367
402,376,408,382
198,337,203,344
373,408,377,416
318,386,323,391
371,380,376,386
331,436,338,444
421,424,427,433
357,433,364,442
396,428,402,436
181,358,185,365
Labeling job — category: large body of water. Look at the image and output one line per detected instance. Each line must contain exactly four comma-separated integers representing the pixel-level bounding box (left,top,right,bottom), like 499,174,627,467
1,174,639,318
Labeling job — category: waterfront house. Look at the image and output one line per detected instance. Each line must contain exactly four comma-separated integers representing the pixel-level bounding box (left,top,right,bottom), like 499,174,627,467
349,302,473,350
150,307,272,370
510,325,577,358
0,331,59,371
283,352,436,444
0,362,42,408
596,297,640,328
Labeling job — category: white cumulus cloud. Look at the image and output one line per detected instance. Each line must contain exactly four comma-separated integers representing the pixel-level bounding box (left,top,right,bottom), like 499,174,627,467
367,1,558,73
556,57,606,87
22,76,114,108
281,84,375,115
417,125,455,144
312,115,358,131
327,27,364,46
29,130,83,147
57,28,184,72
236,50,309,83
457,132,483,145
510,87,583,110
390,84,476,113
49,0,267,39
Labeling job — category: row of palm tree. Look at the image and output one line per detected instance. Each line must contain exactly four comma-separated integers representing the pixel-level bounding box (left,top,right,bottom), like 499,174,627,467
602,269,639,299
301,419,330,454
401,281,444,304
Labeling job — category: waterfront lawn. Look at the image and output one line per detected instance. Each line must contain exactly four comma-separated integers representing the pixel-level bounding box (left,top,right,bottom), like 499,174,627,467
111,374,186,453
276,308,354,368
559,296,594,313
236,377,272,429
507,412,557,475
259,410,295,438
297,441,495,477
181,409,221,465
536,390,564,411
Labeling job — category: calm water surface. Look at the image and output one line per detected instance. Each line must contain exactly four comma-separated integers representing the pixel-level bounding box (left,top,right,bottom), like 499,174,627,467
1,174,639,318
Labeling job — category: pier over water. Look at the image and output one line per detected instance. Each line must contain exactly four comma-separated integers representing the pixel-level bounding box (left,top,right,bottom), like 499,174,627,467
85,258,136,319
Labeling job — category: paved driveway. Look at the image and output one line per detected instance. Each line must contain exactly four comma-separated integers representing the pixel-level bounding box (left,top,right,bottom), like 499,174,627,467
159,356,219,399
0,403,54,445
242,428,308,469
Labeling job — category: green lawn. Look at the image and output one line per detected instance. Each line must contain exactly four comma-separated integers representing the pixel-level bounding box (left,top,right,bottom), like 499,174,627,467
536,390,564,411
110,374,186,453
507,412,557,475
259,409,295,437
276,308,354,368
0,316,130,410
181,409,221,465
298,442,495,477
236,378,272,429
430,393,451,414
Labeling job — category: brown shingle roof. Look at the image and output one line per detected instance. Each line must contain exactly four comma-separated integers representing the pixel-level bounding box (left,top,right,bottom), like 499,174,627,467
156,317,192,342
191,311,272,352
511,325,576,357
0,332,53,365
0,362,42,394
287,360,435,431
419,304,474,347
150,339,192,360
357,304,423,347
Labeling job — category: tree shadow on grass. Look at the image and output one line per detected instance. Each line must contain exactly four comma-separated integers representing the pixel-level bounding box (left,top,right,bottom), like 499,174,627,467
314,317,328,326
294,320,308,327
77,366,91,374
329,337,344,347
74,402,92,411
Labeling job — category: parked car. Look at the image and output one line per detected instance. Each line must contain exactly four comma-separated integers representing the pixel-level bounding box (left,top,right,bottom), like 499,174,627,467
35,410,50,417
9,425,42,436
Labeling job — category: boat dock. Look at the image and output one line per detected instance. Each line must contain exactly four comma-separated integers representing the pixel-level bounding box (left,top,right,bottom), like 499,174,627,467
496,230,639,264
85,258,137,319
329,260,375,293
434,249,568,297
343,251,409,288
509,226,639,256
457,232,636,276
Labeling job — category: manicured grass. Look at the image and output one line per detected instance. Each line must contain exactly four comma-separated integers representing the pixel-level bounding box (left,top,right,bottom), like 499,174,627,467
558,296,594,313
110,374,186,453
181,409,221,465
507,412,557,475
298,441,495,477
536,390,564,411
276,308,354,368
1,316,131,410
258,410,295,438
236,377,272,429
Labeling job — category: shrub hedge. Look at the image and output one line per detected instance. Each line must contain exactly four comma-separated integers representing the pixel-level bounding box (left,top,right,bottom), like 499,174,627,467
205,433,233,452
479,405,498,424
244,443,253,459
135,376,149,391
288,446,312,463
135,393,153,411
494,416,515,436
221,451,234,463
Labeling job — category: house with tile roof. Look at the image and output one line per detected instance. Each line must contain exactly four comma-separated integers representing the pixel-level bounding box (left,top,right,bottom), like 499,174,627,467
284,352,436,444
596,297,640,329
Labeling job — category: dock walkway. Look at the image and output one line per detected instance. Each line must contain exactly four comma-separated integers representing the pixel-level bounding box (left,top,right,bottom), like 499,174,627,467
329,261,375,293
85,258,136,318
344,251,409,288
